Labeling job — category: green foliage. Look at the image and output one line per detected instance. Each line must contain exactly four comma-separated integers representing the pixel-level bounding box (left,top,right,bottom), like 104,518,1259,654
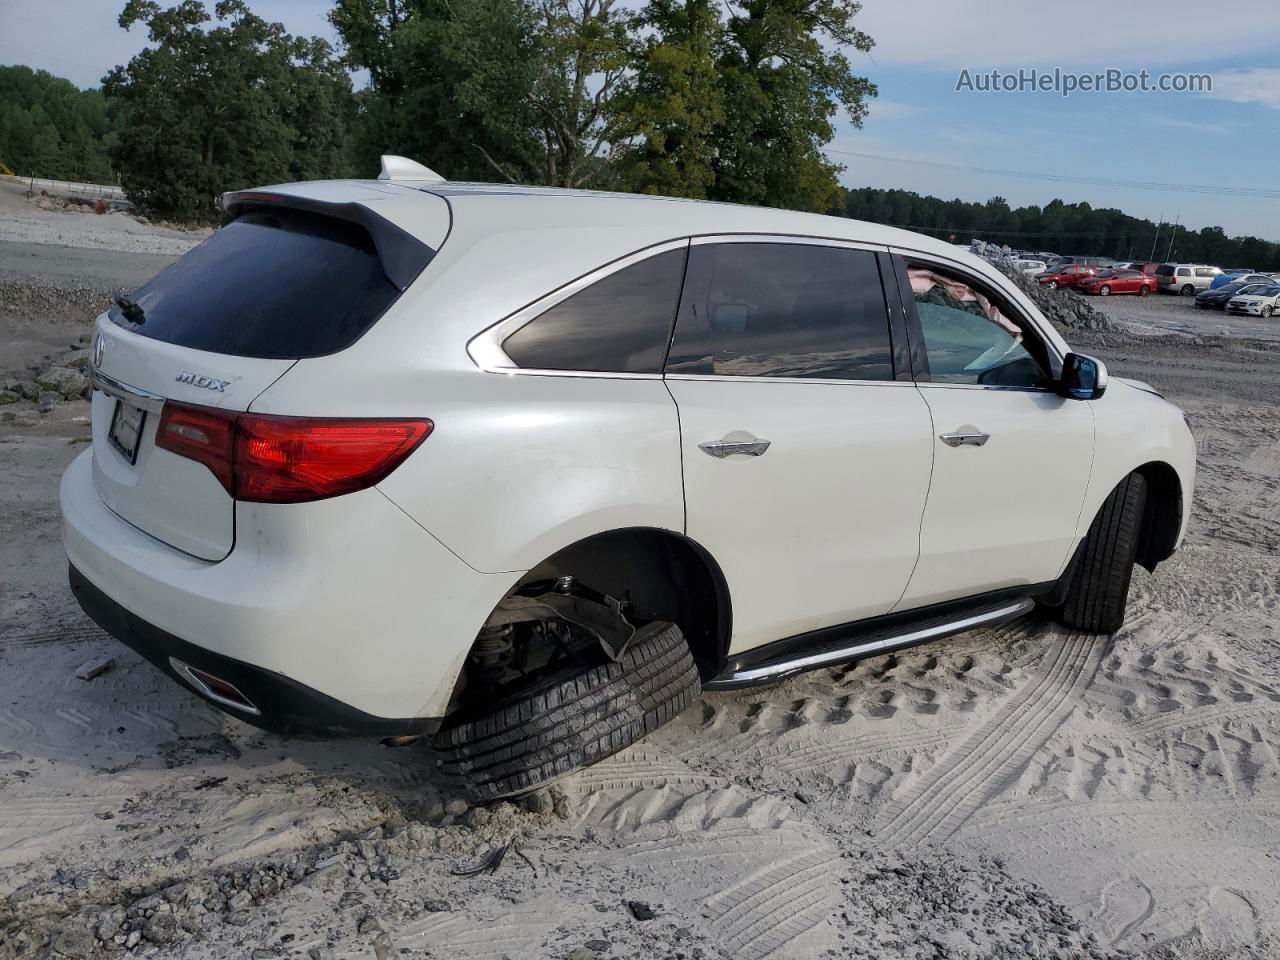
842,187,1280,272
103,0,357,222
705,0,875,212
332,0,632,187
0,65,120,181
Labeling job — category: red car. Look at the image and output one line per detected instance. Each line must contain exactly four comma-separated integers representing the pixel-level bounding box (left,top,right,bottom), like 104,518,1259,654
1077,269,1156,297
1037,264,1097,289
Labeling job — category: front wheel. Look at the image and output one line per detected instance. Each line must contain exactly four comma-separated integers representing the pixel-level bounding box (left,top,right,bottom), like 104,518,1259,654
1058,473,1148,634
432,622,700,801
1263,305,1274,318
1046,280,1059,290
1099,285,1111,296
1138,285,1151,297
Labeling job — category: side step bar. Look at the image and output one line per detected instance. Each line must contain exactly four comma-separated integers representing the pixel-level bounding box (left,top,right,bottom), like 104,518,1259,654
704,596,1036,691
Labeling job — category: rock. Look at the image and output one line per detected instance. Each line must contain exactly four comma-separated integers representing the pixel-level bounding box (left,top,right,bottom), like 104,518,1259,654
567,949,595,960
444,798,468,817
422,899,451,912
35,366,89,399
50,927,94,958
626,900,657,921
94,905,127,941
38,395,57,414
74,655,116,681
552,792,573,820
585,940,611,952
463,806,491,829
308,949,337,960
0,389,19,405
227,890,253,912
143,911,179,944
125,930,142,949
522,791,553,815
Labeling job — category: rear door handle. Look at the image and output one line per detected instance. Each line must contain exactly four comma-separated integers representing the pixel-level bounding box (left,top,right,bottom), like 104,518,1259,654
940,431,990,447
699,439,771,458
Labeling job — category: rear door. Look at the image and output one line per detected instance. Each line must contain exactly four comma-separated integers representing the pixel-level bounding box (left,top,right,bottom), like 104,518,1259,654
88,195,445,561
890,253,1094,609
665,238,934,654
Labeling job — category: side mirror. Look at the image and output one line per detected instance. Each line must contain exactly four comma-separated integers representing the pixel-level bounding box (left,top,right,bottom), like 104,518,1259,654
1057,352,1108,400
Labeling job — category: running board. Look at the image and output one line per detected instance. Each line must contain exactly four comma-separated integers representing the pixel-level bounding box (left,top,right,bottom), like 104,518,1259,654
703,596,1037,691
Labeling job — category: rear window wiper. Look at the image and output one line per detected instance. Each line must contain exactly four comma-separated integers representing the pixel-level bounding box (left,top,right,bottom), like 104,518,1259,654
114,290,146,325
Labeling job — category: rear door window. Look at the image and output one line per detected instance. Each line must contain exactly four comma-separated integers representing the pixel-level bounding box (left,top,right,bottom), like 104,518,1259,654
502,248,687,373
666,243,894,381
111,209,402,359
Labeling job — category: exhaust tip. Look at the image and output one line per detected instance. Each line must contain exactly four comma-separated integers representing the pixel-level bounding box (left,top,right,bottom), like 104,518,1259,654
169,657,261,716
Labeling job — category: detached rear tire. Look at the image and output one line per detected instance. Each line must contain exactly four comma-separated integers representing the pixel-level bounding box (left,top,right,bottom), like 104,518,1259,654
1060,473,1148,634
433,622,700,802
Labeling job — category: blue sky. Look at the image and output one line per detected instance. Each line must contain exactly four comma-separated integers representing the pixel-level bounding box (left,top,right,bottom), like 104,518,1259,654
3,0,1279,240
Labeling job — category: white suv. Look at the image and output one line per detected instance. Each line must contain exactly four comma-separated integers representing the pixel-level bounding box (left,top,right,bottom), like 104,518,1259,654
62,159,1196,800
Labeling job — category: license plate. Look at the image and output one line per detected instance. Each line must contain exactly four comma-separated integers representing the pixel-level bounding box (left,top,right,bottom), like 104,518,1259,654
109,399,147,464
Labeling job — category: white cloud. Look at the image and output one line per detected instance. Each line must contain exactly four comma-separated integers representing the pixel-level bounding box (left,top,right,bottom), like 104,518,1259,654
855,0,1280,69
1204,69,1280,110
864,99,924,121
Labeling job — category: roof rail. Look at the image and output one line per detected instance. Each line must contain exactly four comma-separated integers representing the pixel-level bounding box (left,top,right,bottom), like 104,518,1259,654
378,155,447,183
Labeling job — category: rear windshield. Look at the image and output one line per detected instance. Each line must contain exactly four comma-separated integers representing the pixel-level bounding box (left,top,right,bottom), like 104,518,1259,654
110,208,401,359
1155,265,1175,276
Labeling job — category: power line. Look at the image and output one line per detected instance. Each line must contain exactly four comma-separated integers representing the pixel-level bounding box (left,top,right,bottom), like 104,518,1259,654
826,149,1280,201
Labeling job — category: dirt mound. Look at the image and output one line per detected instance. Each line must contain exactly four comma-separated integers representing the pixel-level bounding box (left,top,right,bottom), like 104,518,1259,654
1001,266,1118,333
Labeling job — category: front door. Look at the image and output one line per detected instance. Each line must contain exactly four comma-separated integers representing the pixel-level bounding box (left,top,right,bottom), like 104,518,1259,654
891,255,1095,610
664,239,935,654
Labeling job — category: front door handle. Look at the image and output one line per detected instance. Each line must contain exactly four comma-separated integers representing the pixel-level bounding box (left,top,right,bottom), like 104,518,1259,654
940,431,990,448
699,439,771,459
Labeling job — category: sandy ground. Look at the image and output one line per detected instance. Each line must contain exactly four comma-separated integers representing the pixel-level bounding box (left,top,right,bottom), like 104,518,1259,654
2,203,1280,959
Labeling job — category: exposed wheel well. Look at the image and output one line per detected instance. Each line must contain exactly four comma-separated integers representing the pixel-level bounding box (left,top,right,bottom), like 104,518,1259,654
503,528,731,680
1133,461,1183,572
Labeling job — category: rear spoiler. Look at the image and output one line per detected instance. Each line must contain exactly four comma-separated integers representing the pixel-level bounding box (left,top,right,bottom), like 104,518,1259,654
221,190,435,292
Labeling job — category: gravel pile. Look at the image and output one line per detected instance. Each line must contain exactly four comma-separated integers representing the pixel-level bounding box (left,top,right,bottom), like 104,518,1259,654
0,278,113,322
1001,266,1118,333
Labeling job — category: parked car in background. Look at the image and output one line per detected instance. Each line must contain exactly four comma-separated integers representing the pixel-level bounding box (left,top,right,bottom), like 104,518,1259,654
1155,264,1222,295
1016,259,1047,278
1122,262,1161,275
1050,256,1115,269
1196,280,1272,310
1208,272,1279,290
1078,269,1157,297
59,158,1196,799
1039,264,1098,289
1226,284,1280,317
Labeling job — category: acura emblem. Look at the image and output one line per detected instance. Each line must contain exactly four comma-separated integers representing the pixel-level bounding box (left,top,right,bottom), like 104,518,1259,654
92,336,105,369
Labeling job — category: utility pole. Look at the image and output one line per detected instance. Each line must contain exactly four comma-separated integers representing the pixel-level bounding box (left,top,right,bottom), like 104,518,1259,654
1148,212,1163,261
1165,213,1180,262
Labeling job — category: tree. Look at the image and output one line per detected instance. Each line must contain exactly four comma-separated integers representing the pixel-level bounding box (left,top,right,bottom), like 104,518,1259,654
706,0,876,211
331,0,632,187
104,0,356,221
618,0,724,199
0,65,119,181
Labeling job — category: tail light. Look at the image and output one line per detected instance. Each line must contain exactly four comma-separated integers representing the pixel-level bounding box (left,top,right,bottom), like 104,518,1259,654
156,401,432,504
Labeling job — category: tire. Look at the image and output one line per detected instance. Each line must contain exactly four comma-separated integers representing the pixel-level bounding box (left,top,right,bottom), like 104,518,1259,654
1138,285,1150,297
1046,280,1059,289
1059,473,1148,634
1263,305,1274,318
1180,284,1195,296
432,621,700,801
1099,285,1111,296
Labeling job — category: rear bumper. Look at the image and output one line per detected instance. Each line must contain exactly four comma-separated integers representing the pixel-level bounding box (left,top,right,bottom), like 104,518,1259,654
61,446,517,723
69,564,440,738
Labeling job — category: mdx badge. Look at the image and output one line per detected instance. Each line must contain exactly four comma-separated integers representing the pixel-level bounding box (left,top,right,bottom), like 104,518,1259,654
176,371,231,392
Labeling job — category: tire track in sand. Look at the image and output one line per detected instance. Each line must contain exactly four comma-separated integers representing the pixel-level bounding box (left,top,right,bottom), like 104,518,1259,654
874,633,1104,847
